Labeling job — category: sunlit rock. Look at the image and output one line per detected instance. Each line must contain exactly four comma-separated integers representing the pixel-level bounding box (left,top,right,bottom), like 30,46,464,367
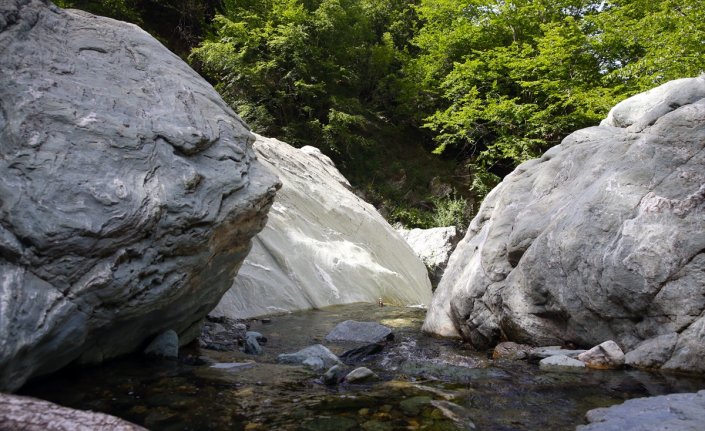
211,134,432,319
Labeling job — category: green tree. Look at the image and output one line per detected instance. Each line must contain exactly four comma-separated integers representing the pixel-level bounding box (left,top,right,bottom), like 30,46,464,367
191,0,418,160
405,0,705,195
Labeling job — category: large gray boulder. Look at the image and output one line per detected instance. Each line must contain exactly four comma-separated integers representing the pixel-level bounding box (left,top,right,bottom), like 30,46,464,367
210,134,432,319
423,77,705,373
0,0,279,391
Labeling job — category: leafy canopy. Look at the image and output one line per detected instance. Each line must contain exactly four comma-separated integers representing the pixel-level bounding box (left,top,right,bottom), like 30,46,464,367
406,0,705,188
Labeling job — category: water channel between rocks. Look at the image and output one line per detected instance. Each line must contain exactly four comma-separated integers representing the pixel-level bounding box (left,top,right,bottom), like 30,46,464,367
21,303,705,431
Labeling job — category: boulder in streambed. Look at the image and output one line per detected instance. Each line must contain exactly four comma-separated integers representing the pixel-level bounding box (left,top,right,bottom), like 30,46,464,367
577,390,705,431
210,134,432,319
277,344,342,370
326,320,394,343
0,393,147,431
492,342,532,360
423,77,705,374
0,0,279,391
344,367,379,383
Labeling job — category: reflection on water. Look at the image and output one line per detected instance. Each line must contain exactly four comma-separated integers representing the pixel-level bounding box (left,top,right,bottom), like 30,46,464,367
20,304,705,430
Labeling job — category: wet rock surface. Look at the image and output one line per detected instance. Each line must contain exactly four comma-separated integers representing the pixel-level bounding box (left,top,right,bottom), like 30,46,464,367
578,390,705,431
424,77,705,374
0,393,147,431
493,342,533,360
340,343,386,364
0,0,279,391
528,347,587,361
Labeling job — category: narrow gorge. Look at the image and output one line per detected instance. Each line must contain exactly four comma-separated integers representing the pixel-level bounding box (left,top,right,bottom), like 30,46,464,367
1,1,704,430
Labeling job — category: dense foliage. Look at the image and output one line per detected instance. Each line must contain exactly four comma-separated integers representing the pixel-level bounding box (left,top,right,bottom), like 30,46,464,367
407,0,705,186
56,0,705,227
190,0,415,154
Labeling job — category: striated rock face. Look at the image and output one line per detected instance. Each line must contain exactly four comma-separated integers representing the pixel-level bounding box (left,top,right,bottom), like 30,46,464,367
398,226,460,287
0,0,279,391
210,134,432,319
423,77,705,373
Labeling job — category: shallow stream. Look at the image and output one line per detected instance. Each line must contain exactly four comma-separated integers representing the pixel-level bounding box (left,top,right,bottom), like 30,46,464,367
21,304,705,430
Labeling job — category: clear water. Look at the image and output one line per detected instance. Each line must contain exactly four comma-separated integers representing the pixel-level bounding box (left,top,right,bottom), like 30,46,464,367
20,304,705,430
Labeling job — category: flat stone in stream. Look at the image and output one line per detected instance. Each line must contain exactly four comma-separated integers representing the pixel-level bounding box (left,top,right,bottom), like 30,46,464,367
577,390,705,431
325,321,394,343
528,346,587,361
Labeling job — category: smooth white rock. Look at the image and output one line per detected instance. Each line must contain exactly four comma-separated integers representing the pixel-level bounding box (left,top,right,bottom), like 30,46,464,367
211,134,432,319
344,367,379,383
